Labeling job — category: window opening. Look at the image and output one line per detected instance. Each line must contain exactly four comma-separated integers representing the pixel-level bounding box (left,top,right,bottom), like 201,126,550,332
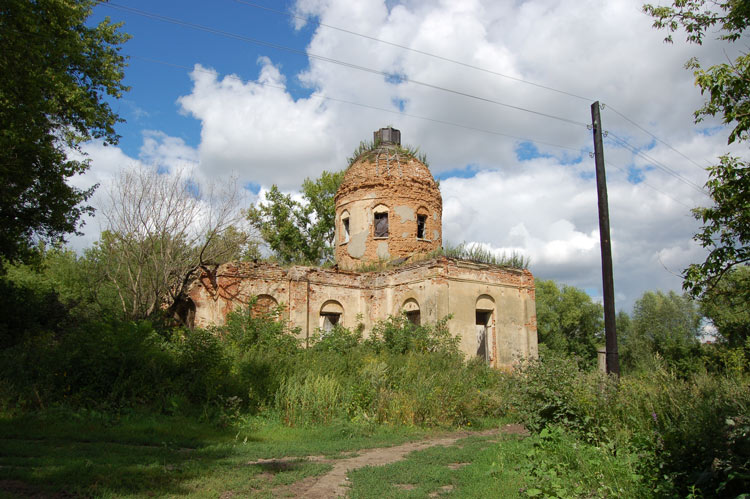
417,214,427,239
342,217,350,243
321,313,340,332
406,310,421,325
374,212,389,238
476,311,491,363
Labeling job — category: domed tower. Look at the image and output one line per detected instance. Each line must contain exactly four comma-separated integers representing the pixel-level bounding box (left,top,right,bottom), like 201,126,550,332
335,127,442,269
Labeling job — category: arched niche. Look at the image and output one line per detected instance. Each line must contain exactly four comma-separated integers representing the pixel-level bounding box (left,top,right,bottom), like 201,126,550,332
402,298,420,325
251,294,279,318
320,300,344,331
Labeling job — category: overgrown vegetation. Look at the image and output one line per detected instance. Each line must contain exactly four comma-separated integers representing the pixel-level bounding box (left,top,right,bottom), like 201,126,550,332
346,138,430,168
2,249,748,496
247,169,345,265
0,253,502,429
436,241,530,269
508,352,749,497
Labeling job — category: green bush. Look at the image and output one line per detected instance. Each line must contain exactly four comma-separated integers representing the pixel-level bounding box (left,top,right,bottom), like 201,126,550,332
512,351,750,497
520,425,646,498
277,373,343,426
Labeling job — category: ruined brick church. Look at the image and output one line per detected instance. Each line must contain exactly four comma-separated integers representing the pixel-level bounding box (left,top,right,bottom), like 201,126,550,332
188,128,537,369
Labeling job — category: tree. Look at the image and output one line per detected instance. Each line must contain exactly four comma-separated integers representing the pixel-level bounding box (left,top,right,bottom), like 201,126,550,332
684,156,750,295
644,1,750,297
0,0,129,264
700,264,750,347
621,290,702,372
100,166,254,321
247,170,344,264
534,280,604,361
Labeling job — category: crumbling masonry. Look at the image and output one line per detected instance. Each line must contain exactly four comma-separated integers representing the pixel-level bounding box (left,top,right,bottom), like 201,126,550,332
189,128,537,369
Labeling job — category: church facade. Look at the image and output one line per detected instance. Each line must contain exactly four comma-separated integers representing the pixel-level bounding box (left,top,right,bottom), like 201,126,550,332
188,128,537,369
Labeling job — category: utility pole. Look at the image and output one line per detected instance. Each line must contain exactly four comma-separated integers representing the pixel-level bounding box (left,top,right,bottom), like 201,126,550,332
591,101,620,377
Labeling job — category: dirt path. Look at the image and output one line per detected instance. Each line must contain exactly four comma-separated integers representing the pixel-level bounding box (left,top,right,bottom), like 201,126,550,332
259,423,526,498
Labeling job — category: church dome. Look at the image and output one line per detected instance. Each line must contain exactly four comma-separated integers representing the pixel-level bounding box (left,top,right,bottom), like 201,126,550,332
334,127,442,269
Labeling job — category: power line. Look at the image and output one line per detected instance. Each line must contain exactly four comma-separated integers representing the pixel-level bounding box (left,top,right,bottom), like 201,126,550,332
103,2,589,128
132,56,697,212
238,0,719,180
233,0,594,103
132,55,585,154
606,131,709,196
604,104,710,172
604,159,694,210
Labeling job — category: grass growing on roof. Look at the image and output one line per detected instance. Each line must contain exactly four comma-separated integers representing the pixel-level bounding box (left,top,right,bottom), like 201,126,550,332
347,140,430,168
437,242,530,269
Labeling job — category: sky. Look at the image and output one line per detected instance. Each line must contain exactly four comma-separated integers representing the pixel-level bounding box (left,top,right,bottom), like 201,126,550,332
72,0,745,312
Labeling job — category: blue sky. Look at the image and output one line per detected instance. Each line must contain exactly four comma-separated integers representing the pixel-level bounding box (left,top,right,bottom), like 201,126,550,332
91,0,315,157
75,0,744,311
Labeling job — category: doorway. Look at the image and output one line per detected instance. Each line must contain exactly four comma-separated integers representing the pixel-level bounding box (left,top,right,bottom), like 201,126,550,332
476,310,491,363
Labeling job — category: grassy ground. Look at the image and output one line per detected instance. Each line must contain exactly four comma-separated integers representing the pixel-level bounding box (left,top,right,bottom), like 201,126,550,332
0,409,435,498
0,410,644,498
346,432,531,498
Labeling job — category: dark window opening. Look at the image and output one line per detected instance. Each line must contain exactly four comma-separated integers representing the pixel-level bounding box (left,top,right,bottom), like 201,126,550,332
374,212,389,238
476,311,491,363
406,310,421,325
321,312,340,332
417,214,427,239
342,217,350,243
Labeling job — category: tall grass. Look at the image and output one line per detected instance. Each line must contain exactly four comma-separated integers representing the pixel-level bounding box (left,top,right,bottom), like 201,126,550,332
0,305,503,429
437,242,530,269
510,351,750,497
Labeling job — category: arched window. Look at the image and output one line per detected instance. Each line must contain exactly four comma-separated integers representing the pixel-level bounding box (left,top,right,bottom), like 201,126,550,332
416,207,429,240
340,210,350,243
402,298,420,325
373,204,389,238
320,300,344,331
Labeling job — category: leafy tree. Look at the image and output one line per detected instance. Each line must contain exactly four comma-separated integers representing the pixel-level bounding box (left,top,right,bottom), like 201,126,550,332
685,156,750,296
534,280,603,361
247,170,344,264
0,0,129,264
700,264,750,347
100,166,251,322
621,290,702,372
644,1,750,297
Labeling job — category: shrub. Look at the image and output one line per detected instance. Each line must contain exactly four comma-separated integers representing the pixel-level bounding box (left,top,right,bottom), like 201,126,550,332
512,351,750,497
277,373,343,426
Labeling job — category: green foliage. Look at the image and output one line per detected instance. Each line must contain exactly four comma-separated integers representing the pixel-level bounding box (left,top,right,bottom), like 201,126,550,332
277,374,343,426
0,0,129,263
222,300,300,354
521,426,645,498
535,279,603,361
621,290,702,373
247,170,345,264
685,157,750,297
366,314,459,355
100,167,251,321
643,1,750,300
700,265,750,346
512,352,750,497
644,0,750,141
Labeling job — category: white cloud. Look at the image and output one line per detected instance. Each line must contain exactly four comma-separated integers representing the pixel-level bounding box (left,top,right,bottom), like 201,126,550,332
73,0,742,312
176,60,339,189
